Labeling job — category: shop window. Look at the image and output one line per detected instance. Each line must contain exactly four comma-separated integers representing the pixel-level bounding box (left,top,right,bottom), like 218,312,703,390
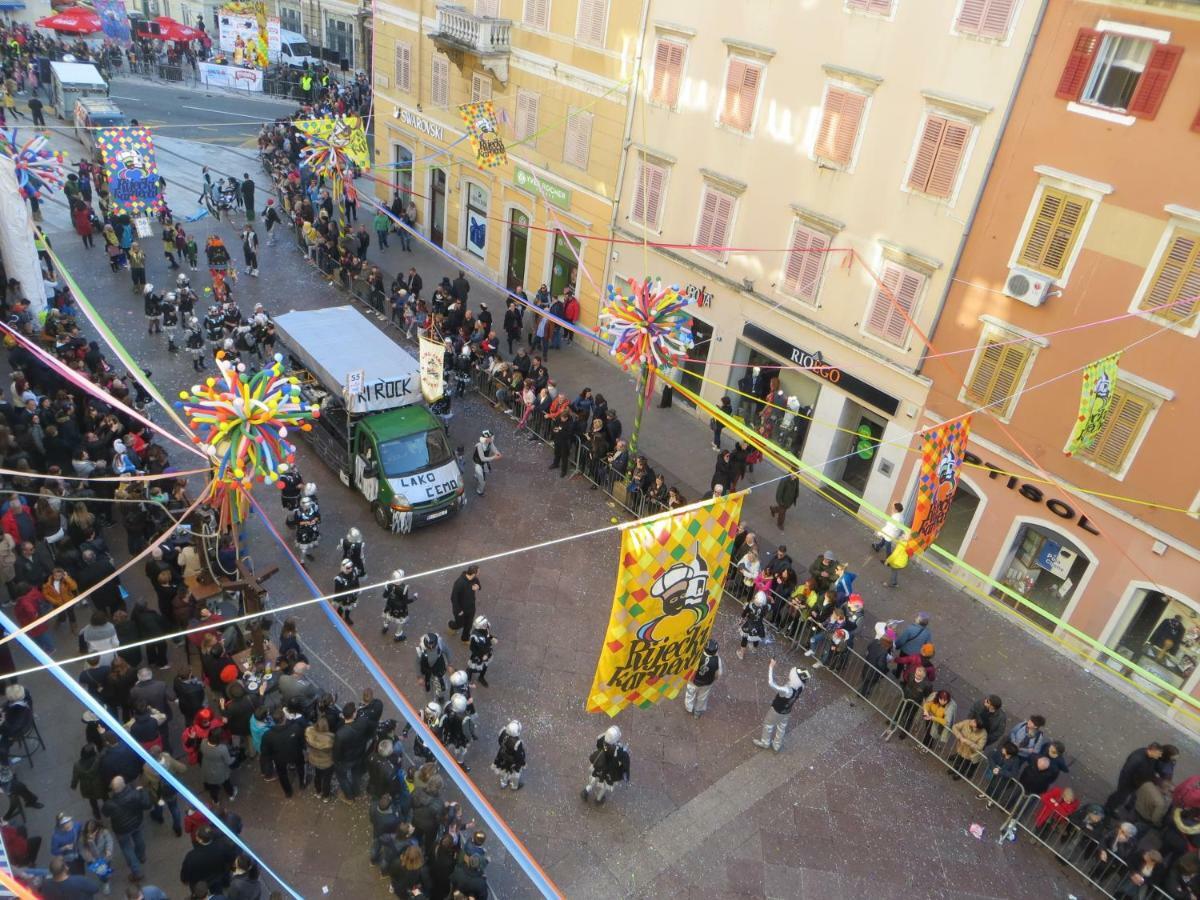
1112,591,1200,690
394,41,412,93
906,114,972,200
864,260,924,346
465,183,489,259
1135,226,1200,330
550,231,581,298
651,38,687,109
391,145,413,198
630,157,668,230
814,85,866,169
431,54,450,108
515,90,539,145
999,525,1090,629
1056,28,1183,120
1072,384,1156,476
963,329,1035,419
694,186,737,262
954,0,1017,41
720,58,763,134
1016,186,1091,279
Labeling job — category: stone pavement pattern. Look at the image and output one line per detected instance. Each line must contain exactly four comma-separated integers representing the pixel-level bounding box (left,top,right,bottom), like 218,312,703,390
8,121,1139,899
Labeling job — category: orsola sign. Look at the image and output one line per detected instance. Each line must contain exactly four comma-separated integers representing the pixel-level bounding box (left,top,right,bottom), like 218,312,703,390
396,105,446,142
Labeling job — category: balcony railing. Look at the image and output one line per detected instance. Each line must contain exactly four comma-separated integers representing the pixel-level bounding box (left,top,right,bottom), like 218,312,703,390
432,4,512,56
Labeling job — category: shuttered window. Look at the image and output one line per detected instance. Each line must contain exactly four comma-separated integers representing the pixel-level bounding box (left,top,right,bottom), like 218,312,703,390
845,0,894,14
1057,28,1184,118
719,59,762,133
815,86,866,168
1126,44,1184,119
964,333,1032,417
955,0,1017,40
694,186,736,260
471,72,492,103
515,89,539,145
563,108,592,169
907,115,971,199
1075,386,1154,474
1139,230,1200,327
1055,28,1102,100
865,261,924,346
630,158,667,230
431,54,449,108
394,41,411,93
651,39,686,108
781,223,830,303
523,0,548,30
1017,187,1091,278
475,0,500,15
575,0,608,46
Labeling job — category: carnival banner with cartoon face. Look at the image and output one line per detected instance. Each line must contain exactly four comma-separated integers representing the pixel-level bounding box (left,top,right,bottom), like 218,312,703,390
96,127,162,215
908,416,973,554
587,493,743,716
1065,352,1122,457
458,100,507,169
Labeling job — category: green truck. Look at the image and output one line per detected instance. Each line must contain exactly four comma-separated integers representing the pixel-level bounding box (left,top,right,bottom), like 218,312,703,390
275,306,463,532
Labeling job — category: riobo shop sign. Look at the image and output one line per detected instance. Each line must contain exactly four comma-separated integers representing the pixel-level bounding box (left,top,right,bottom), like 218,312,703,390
963,450,1101,536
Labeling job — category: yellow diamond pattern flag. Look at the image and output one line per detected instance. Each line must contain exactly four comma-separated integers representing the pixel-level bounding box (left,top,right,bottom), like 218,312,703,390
587,494,744,717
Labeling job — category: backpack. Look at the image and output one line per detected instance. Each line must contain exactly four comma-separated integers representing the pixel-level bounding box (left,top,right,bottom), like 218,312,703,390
886,543,910,570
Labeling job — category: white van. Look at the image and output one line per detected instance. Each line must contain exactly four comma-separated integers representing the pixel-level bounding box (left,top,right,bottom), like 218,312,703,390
277,29,322,69
74,98,128,160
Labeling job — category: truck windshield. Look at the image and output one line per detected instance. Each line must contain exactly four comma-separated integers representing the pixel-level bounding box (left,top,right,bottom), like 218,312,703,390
285,41,313,57
378,429,453,478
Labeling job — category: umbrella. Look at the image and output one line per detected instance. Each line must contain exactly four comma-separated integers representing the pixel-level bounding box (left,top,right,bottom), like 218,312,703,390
150,16,205,42
35,6,102,33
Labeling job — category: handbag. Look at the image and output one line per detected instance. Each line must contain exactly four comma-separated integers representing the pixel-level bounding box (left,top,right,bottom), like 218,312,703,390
87,858,113,879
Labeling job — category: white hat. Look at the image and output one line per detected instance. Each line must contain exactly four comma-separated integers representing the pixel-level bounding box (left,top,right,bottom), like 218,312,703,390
505,720,521,738
752,591,767,607
473,615,489,630
449,694,467,714
788,667,811,689
424,701,441,719
391,569,405,581
450,670,468,688
347,527,362,542
339,558,353,571
603,725,621,745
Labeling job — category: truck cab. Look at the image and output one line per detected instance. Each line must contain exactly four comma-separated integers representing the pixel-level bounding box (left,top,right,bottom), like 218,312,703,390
275,306,464,532
74,97,127,161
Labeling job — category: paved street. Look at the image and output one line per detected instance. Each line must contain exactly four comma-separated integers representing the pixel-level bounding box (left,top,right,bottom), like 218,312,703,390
0,122,1133,898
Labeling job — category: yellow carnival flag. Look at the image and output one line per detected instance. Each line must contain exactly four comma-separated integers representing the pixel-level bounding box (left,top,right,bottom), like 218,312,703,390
587,493,744,716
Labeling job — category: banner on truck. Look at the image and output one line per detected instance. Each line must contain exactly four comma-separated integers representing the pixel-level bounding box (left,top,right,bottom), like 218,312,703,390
96,127,162,216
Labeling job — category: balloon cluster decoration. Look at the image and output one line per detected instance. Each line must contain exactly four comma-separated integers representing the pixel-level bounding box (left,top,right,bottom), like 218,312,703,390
599,277,694,373
294,116,369,201
175,353,318,532
0,130,67,201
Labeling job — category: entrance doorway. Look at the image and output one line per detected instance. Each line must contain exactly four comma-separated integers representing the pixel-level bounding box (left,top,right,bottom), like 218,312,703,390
550,232,580,298
1110,590,1200,694
830,402,887,511
996,524,1091,630
507,210,529,292
677,318,712,408
931,480,980,557
392,144,412,198
430,169,446,248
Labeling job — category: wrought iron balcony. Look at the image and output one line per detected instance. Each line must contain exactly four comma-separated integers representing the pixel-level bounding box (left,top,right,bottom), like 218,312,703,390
431,4,512,83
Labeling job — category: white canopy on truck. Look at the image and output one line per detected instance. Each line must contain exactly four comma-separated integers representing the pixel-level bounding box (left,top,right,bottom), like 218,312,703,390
275,306,422,413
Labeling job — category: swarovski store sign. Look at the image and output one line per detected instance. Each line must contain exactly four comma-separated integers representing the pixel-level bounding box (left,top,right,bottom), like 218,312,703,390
741,323,900,416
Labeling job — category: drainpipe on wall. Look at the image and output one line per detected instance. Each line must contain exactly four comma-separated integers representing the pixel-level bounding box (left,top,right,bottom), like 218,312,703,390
416,0,424,109
914,0,1050,377
598,0,652,354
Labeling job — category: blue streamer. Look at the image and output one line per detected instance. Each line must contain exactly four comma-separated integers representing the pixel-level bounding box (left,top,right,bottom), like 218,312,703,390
0,609,303,900
245,492,563,899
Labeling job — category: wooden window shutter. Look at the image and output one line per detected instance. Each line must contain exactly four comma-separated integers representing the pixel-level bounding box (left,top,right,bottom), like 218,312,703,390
652,39,686,107
523,0,548,29
576,0,608,46
515,90,538,143
956,0,988,34
431,55,449,108
1080,388,1152,472
867,263,923,344
1140,232,1200,325
394,42,411,92
816,87,866,166
965,336,1031,414
696,188,735,257
471,73,492,103
631,159,665,229
908,116,947,193
957,0,1016,39
783,224,829,302
1017,188,1090,278
1055,28,1102,100
564,110,592,169
847,0,894,12
926,120,971,198
1126,44,1184,120
475,0,500,15
721,60,761,131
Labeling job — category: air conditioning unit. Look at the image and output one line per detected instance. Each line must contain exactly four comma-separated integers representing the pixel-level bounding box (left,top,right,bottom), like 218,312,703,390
1004,267,1053,307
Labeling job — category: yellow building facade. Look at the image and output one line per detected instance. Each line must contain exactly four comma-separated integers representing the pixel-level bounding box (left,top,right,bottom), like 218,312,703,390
371,0,645,327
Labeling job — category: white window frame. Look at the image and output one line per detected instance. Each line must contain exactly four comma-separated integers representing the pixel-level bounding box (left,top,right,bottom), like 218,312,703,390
956,316,1048,423
811,80,872,174
858,252,932,350
899,108,978,207
648,36,688,112
394,40,412,93
575,0,609,47
628,153,671,233
1006,166,1112,288
1062,370,1171,482
1128,206,1200,338
949,0,1023,47
778,217,838,307
715,54,766,137
692,182,740,265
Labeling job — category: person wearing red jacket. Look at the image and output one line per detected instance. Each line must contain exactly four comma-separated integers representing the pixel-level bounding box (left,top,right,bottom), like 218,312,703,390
13,581,52,654
1034,785,1080,831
